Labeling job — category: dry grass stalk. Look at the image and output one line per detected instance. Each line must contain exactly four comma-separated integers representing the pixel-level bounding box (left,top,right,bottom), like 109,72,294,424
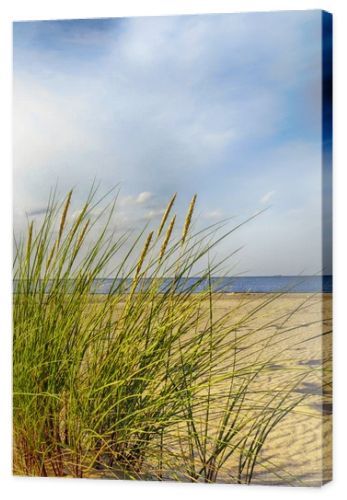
181,194,197,245
26,221,34,259
45,241,57,271
58,190,73,247
160,215,176,261
127,230,154,302
76,219,90,251
135,231,154,279
158,193,177,237
74,202,88,228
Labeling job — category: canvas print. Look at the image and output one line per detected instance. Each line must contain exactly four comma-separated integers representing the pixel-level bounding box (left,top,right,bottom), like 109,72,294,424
13,11,332,486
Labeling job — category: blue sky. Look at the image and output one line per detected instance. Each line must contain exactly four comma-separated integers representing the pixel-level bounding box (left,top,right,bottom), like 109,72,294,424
13,11,332,275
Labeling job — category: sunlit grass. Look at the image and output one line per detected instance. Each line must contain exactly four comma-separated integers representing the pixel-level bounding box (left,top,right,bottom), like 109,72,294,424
13,185,317,483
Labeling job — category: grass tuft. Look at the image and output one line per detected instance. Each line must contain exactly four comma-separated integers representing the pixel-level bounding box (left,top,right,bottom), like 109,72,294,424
13,186,320,483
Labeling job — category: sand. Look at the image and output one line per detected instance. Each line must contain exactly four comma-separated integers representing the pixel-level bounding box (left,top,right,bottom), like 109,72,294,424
87,291,332,485
202,293,332,486
25,291,331,485
93,291,332,485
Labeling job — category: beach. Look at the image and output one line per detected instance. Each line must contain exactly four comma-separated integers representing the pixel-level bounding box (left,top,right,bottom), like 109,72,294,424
87,291,332,485
193,292,333,485
13,288,332,484
12,11,333,490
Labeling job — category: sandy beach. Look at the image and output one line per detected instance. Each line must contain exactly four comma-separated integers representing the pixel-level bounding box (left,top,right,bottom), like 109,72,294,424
87,291,332,485
14,290,332,485
13,12,333,491
198,292,332,486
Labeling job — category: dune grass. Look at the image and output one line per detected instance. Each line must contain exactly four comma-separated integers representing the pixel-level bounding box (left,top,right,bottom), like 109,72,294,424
13,186,317,482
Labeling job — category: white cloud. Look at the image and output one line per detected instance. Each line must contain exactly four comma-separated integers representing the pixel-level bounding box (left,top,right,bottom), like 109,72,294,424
14,12,320,208
260,190,276,205
136,191,153,204
203,210,223,220
13,12,324,275
143,208,165,220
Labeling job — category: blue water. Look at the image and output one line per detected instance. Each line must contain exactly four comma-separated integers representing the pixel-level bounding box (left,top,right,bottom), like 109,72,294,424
13,276,332,294
91,275,332,294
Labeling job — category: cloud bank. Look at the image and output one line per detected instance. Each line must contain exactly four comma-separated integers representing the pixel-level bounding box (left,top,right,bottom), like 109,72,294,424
13,11,327,275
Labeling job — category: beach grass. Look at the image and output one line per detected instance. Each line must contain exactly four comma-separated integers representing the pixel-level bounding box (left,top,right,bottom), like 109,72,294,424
13,186,328,483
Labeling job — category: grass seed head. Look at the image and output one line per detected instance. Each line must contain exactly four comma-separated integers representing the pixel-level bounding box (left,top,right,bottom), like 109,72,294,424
26,221,34,260
45,241,57,271
135,230,154,279
160,215,176,261
58,190,73,246
158,193,177,237
76,219,90,252
181,194,197,245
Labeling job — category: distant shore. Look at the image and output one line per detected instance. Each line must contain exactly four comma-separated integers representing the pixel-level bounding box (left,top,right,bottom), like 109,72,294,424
13,275,333,295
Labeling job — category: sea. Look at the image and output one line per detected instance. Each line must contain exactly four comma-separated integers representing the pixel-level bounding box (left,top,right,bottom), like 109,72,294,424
90,275,332,294
13,276,332,294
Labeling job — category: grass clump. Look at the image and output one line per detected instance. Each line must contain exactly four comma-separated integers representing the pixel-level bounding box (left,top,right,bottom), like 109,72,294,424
13,186,317,483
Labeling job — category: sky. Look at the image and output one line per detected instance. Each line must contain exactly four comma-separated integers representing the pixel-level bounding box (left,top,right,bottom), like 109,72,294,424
13,11,332,276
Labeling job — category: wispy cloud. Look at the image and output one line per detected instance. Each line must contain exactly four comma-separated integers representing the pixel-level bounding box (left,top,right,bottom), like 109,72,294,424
13,12,325,275
118,192,154,207
260,190,276,205
136,192,153,204
26,207,48,217
203,210,223,220
143,208,165,220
